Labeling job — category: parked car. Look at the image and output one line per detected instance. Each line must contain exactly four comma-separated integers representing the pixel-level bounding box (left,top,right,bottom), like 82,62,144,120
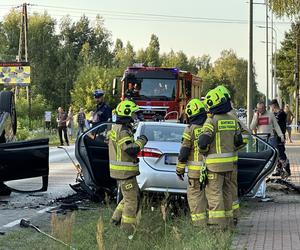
75,121,278,200
0,91,49,196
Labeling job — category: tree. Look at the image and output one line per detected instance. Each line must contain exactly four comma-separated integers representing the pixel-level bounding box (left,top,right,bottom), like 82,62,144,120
213,50,248,107
113,40,135,69
146,34,160,66
161,50,190,70
268,1,300,109
0,10,20,61
71,66,122,111
268,0,300,18
90,15,113,67
275,25,297,101
136,49,147,64
28,12,59,102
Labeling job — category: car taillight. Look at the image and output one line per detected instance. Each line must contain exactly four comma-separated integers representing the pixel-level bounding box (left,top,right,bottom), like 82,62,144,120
138,147,162,158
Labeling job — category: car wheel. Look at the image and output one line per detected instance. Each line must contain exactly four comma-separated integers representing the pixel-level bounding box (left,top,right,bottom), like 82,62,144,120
116,184,123,204
0,91,17,135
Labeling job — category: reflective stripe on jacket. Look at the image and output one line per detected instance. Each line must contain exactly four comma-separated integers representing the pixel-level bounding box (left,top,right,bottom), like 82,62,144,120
177,124,204,178
200,113,239,172
108,124,146,179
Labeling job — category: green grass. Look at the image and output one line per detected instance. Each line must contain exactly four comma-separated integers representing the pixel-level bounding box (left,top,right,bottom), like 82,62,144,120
0,203,234,250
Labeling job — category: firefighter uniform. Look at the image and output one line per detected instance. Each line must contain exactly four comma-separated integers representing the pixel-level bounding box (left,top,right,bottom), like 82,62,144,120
198,88,244,228
108,100,147,234
215,85,248,222
176,99,208,226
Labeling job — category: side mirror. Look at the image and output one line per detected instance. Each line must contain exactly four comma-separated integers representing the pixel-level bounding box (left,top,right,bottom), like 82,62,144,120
112,78,118,96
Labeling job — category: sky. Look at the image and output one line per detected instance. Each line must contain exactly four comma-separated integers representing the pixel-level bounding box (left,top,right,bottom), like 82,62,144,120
0,0,293,95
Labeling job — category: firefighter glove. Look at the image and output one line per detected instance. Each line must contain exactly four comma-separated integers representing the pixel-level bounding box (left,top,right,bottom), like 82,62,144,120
176,163,185,181
137,135,148,145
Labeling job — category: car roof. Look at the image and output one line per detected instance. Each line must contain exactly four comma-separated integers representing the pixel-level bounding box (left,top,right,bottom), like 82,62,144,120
138,121,187,127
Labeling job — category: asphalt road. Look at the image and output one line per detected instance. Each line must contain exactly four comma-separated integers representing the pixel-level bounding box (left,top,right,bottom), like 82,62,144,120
0,145,78,230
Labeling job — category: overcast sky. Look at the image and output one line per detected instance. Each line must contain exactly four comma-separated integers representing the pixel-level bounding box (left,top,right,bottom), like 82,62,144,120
0,0,292,95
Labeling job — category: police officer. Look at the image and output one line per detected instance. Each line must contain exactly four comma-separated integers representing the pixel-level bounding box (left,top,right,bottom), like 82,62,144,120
92,89,112,126
108,100,148,234
176,99,208,226
214,85,248,224
198,88,244,228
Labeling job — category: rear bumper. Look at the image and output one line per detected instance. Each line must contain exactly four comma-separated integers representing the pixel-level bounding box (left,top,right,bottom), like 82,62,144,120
137,159,188,194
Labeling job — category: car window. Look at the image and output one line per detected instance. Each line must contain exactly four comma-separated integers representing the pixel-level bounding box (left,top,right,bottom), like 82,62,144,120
141,125,185,142
239,133,273,153
83,123,112,145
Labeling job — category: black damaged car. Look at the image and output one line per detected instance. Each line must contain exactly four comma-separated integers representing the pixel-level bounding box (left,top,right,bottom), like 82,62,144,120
0,91,49,196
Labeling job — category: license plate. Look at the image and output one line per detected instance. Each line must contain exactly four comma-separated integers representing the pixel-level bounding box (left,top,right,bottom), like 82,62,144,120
165,155,178,165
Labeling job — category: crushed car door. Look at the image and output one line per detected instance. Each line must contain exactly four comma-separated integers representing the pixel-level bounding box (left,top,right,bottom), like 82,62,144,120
0,138,49,192
76,123,116,193
237,134,278,196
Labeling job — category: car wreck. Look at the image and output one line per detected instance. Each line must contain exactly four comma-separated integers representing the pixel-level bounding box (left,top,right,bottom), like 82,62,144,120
74,122,278,201
0,90,49,196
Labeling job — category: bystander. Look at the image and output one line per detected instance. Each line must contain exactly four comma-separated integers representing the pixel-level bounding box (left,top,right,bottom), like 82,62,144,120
57,107,69,146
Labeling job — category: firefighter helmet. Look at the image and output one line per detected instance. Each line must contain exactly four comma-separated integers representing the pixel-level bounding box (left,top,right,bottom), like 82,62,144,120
215,85,231,100
185,99,205,118
116,100,139,117
204,88,226,110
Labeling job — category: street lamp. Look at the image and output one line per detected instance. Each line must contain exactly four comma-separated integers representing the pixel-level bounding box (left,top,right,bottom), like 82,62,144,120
258,25,278,101
251,1,269,105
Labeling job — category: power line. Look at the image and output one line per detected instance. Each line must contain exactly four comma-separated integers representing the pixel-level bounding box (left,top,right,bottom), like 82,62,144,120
32,4,291,25
0,3,292,26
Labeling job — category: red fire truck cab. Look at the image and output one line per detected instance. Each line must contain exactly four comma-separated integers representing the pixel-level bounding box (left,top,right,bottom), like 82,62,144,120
115,65,202,121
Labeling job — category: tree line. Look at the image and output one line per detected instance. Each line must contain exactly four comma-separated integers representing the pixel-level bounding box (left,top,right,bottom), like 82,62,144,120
0,9,263,116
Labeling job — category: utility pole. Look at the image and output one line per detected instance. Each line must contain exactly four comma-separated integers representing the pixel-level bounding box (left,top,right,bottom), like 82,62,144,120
247,0,254,128
265,1,269,106
271,13,274,100
18,3,31,130
295,22,300,131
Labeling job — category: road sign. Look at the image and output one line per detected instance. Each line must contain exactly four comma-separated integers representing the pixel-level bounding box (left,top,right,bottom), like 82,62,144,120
45,111,52,122
0,62,30,86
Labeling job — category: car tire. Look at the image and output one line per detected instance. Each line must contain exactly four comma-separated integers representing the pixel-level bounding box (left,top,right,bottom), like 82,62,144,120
116,184,123,204
0,91,17,135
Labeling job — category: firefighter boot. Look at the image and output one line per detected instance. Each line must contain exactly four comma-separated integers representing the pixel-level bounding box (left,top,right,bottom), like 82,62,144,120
111,199,124,225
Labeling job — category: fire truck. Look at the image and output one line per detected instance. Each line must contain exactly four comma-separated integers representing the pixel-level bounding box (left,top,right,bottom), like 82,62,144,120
113,65,202,121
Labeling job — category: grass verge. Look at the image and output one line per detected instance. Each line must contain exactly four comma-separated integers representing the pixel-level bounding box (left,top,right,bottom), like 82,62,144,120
0,203,233,250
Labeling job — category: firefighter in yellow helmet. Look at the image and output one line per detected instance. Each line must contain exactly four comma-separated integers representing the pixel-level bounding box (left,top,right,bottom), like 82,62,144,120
108,100,148,234
176,99,208,226
214,85,248,225
198,88,244,228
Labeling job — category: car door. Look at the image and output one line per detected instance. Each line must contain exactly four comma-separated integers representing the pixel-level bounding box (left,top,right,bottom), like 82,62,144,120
75,123,116,192
0,138,49,191
237,134,278,196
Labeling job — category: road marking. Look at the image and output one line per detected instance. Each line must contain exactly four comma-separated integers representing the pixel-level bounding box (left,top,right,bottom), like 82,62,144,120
2,219,23,228
1,206,56,229
37,206,56,214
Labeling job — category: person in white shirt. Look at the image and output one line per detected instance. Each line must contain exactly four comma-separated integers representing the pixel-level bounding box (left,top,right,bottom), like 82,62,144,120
250,101,284,147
